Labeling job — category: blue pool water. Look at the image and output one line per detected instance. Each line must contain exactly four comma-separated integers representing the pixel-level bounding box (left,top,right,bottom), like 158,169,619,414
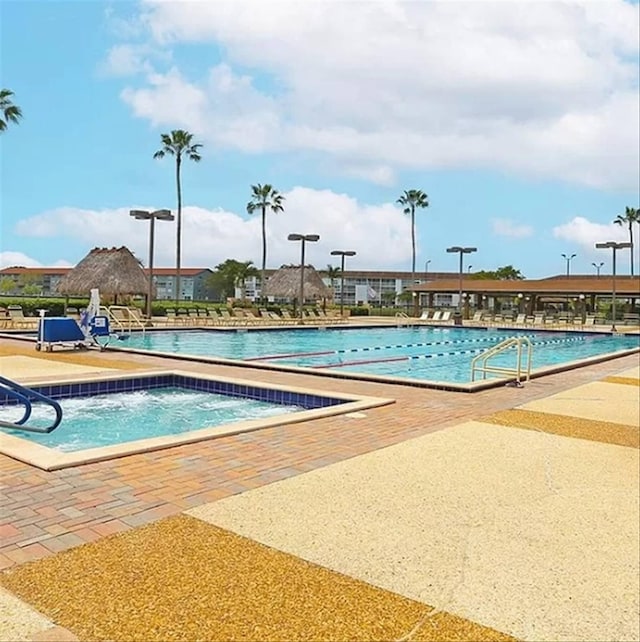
121,326,639,384
0,387,303,452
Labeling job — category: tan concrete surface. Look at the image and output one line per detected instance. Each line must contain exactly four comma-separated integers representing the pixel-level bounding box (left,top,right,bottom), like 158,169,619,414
0,586,53,641
518,380,639,427
0,356,114,381
189,421,640,642
616,365,639,379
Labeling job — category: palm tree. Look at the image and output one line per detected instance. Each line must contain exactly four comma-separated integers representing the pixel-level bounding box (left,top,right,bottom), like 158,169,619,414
324,264,341,302
153,130,203,303
246,184,285,302
613,206,640,276
0,89,22,133
396,189,429,288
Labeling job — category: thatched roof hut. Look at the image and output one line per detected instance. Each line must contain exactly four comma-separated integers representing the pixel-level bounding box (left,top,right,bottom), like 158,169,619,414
263,265,331,301
56,246,149,297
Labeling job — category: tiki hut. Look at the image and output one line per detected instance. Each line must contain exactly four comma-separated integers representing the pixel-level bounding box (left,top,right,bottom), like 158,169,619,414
263,265,331,302
56,247,149,301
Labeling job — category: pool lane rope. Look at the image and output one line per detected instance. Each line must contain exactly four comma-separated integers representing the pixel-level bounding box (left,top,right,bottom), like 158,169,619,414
244,333,536,362
312,335,587,369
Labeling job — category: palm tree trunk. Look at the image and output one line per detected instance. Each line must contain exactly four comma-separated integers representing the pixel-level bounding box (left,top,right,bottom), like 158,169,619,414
629,223,634,277
261,205,267,303
411,206,416,280
175,154,182,305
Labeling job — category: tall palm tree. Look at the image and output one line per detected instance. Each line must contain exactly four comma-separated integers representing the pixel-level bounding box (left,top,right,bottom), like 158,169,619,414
153,130,203,303
397,189,429,287
0,89,22,132
614,206,640,276
246,184,285,302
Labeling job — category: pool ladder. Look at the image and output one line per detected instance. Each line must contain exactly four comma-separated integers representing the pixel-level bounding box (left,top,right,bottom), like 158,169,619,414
0,375,63,433
470,336,533,384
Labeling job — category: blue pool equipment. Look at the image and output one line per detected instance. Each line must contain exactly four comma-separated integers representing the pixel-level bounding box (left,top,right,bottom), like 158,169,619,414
0,375,62,433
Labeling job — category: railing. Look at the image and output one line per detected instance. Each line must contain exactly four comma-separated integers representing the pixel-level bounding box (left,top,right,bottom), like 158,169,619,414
395,312,414,327
0,375,63,433
470,336,533,384
100,306,146,333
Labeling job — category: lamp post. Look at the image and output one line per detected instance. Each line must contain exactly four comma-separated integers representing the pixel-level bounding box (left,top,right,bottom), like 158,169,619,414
330,250,356,317
424,259,431,280
591,261,604,277
561,253,576,276
595,241,632,331
288,233,320,320
467,265,473,273
446,246,477,314
129,209,174,318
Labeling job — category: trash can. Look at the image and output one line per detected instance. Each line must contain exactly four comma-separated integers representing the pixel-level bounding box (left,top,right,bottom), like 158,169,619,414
453,312,463,326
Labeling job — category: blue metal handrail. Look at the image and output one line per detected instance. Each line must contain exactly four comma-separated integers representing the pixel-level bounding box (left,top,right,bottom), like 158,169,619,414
0,375,63,433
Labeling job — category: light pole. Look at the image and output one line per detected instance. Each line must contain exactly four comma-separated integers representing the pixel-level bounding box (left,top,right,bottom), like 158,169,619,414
592,261,604,277
424,259,431,280
446,246,477,315
330,250,356,317
129,209,174,318
561,253,576,276
595,241,632,331
288,233,320,320
467,265,473,273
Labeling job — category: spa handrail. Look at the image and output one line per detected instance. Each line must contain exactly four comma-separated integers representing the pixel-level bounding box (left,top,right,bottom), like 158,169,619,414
0,375,63,433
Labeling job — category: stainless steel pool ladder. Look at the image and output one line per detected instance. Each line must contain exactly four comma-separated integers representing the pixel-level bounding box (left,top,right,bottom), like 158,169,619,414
470,336,533,384
0,375,63,433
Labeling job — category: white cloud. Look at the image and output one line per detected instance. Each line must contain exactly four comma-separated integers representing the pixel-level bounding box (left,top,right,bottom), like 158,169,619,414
491,218,534,239
114,0,639,189
552,216,629,250
99,44,170,77
0,252,71,269
13,188,412,269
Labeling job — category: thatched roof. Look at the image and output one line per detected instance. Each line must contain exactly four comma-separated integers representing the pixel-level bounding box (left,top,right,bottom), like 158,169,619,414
263,265,331,300
56,246,149,296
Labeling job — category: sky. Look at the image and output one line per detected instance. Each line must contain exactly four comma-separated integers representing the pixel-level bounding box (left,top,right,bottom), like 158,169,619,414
1,0,639,279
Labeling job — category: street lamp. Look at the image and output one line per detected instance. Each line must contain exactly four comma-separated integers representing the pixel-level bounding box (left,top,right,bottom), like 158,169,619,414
424,259,431,279
467,265,473,273
595,241,632,331
330,250,356,317
446,246,477,314
592,261,604,277
129,209,174,318
288,233,320,320
561,253,576,276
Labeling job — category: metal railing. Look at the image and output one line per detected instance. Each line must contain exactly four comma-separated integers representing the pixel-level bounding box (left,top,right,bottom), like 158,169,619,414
0,375,63,433
100,306,146,333
470,336,533,384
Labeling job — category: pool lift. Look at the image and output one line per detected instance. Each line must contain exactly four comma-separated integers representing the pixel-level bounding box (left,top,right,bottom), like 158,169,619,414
36,288,126,352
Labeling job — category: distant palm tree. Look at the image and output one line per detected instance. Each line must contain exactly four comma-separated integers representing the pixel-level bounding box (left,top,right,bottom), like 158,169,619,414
613,206,640,276
397,189,429,287
153,130,203,303
0,89,22,133
246,184,285,302
325,264,341,302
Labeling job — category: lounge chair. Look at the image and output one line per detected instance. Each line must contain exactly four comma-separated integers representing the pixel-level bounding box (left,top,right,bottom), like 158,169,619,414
7,306,38,329
440,310,453,323
429,310,442,322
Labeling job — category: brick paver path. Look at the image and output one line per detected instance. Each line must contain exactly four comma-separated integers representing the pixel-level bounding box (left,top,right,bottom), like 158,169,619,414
2,336,637,570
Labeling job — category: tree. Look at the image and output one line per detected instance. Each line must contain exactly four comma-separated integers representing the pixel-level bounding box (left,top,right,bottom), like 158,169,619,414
469,265,525,280
246,184,285,302
324,264,341,300
207,259,259,302
154,130,203,304
0,89,22,133
396,189,429,288
0,277,15,294
613,206,640,276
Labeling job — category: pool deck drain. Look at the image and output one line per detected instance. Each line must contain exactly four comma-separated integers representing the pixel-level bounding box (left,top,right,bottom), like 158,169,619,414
0,337,638,641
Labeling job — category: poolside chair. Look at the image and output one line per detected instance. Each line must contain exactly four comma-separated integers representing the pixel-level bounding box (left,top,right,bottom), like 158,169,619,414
7,306,39,329
418,310,431,321
468,310,484,325
429,310,442,323
513,313,526,326
532,313,545,326
440,310,453,323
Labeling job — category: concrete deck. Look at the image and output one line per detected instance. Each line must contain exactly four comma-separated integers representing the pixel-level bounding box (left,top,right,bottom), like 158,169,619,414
0,336,638,641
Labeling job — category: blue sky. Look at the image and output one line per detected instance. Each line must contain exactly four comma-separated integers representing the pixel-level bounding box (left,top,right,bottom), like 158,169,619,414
1,0,639,278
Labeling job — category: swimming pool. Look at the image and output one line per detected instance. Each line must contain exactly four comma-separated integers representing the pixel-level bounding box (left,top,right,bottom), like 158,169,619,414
0,371,392,470
119,326,640,388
